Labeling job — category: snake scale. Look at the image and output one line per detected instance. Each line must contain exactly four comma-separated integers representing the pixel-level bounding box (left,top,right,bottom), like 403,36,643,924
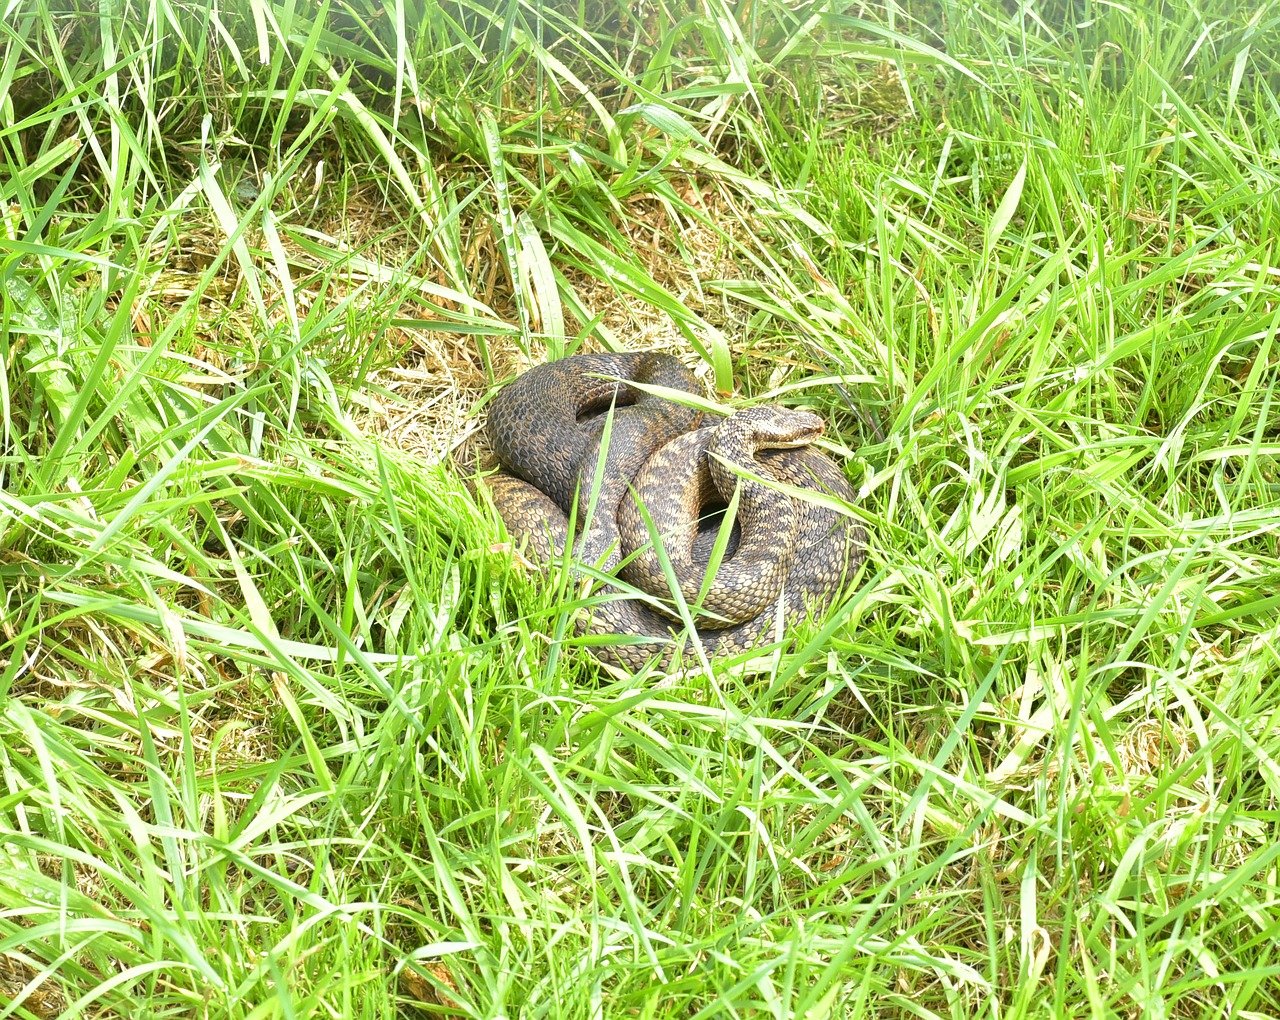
484,351,865,669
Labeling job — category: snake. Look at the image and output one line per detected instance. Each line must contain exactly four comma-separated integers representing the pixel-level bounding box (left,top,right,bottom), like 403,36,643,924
483,351,865,669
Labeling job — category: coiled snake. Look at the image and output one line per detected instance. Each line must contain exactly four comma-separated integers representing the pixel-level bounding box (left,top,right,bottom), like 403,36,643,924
484,351,865,669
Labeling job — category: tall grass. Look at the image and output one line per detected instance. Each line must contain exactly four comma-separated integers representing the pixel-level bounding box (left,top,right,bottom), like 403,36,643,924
2,0,1280,1016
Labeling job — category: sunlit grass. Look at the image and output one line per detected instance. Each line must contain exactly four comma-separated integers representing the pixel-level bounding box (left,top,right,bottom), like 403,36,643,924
2,0,1280,1016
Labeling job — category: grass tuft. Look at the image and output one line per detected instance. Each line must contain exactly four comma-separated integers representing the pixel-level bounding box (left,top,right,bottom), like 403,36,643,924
2,0,1280,1016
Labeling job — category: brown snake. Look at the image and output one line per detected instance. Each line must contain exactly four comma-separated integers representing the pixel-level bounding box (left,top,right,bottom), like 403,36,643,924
483,351,865,669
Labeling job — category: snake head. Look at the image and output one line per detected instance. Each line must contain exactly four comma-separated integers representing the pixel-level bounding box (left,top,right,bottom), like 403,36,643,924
727,406,826,450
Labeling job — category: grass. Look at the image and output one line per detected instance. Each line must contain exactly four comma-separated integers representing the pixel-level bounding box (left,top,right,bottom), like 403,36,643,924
2,0,1280,1015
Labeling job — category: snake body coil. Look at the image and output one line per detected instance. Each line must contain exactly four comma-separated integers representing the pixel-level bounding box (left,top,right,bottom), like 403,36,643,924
484,352,864,669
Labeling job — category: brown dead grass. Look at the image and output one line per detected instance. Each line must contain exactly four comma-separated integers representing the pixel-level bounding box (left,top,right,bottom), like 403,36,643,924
0,951,68,1020
124,142,767,481
360,185,750,473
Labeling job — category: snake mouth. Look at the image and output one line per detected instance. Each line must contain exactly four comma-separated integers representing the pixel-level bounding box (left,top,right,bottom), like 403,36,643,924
780,420,826,447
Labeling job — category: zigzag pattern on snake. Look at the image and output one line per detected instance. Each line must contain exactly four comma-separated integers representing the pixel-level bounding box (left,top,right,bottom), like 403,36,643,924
483,351,866,669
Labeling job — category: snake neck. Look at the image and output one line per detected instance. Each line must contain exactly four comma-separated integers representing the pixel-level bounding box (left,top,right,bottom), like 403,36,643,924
705,411,819,529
